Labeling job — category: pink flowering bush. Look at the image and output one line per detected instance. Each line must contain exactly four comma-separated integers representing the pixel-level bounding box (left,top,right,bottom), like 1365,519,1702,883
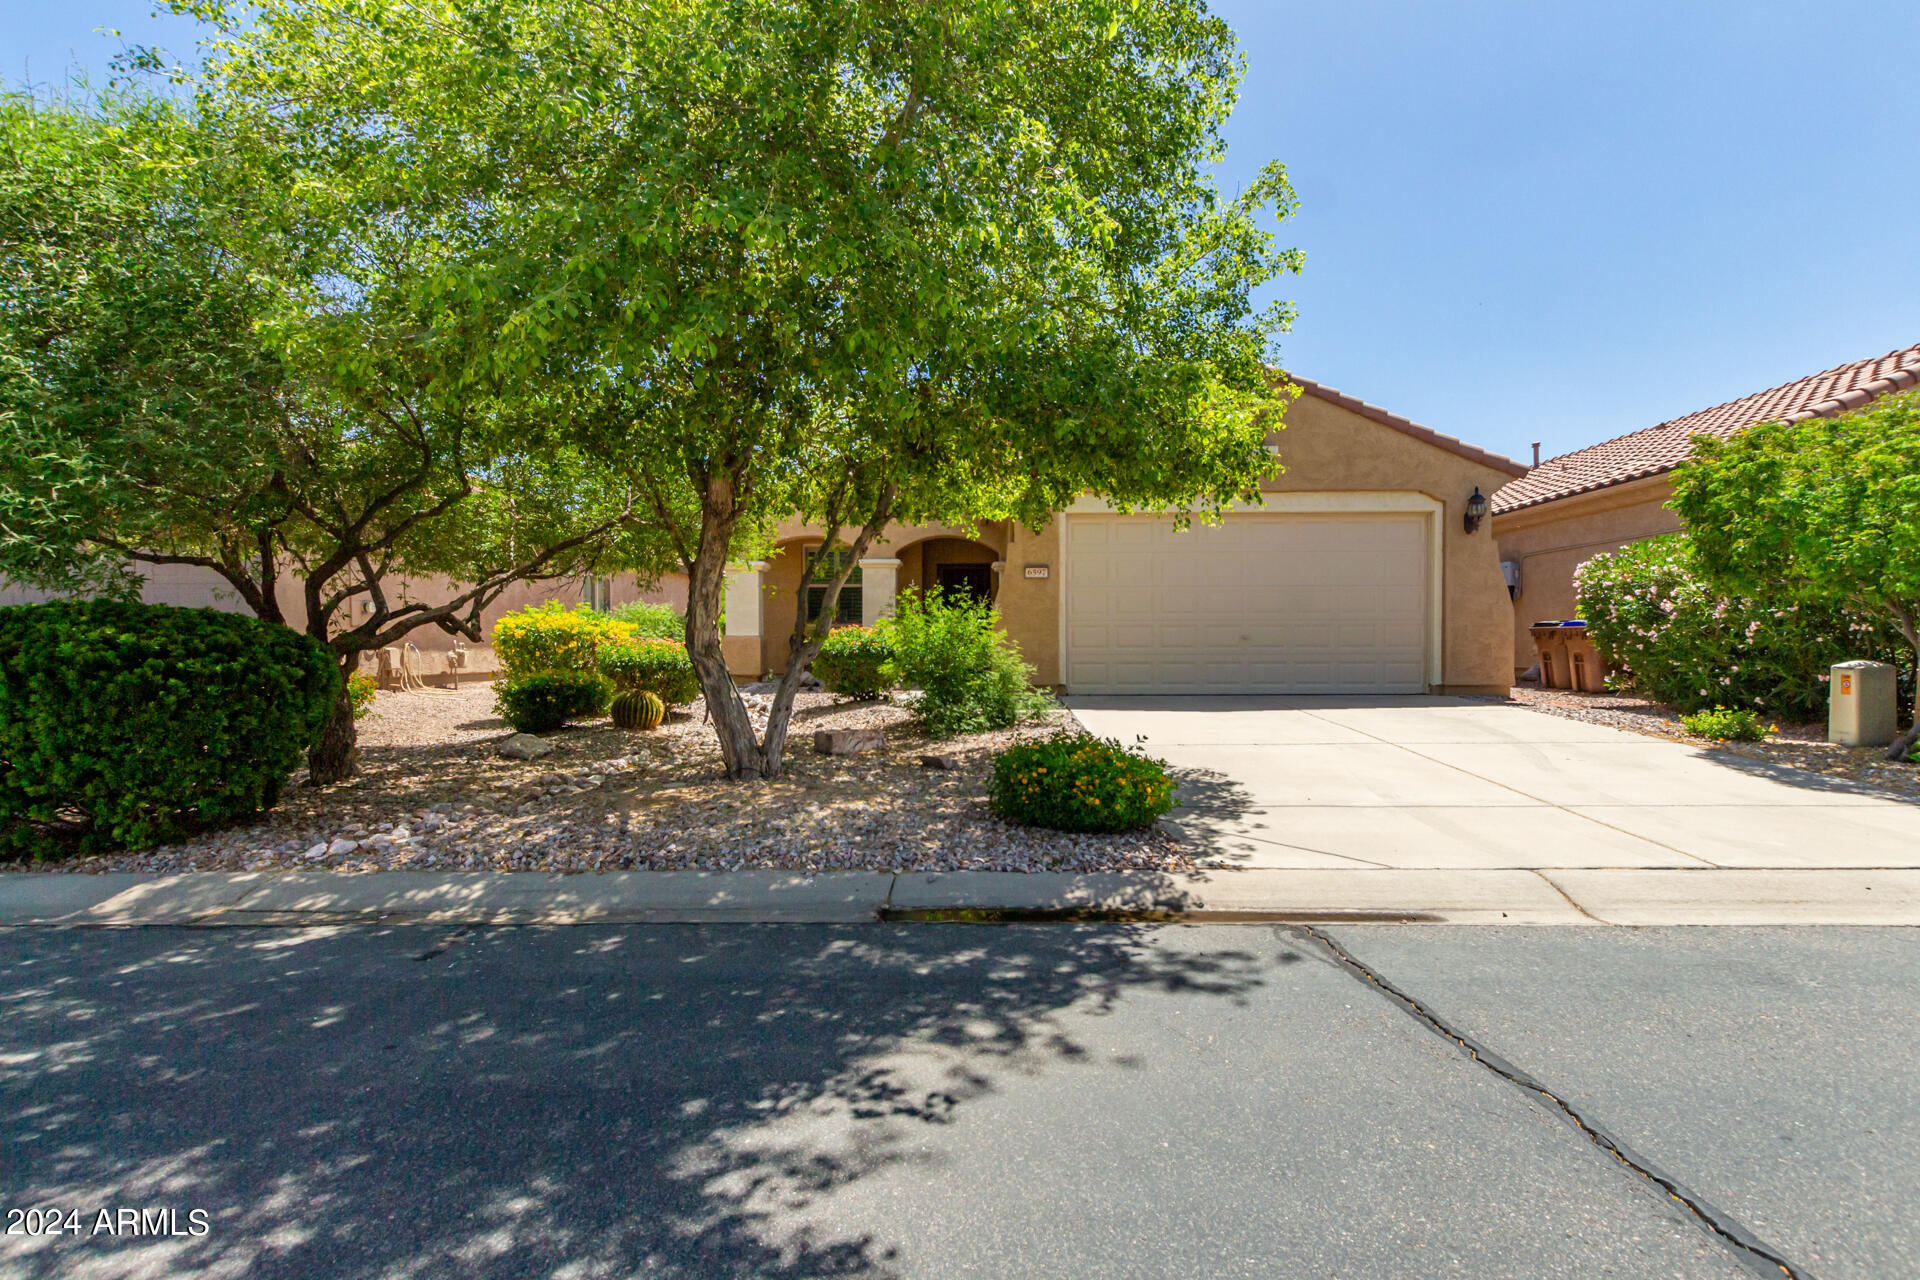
1575,534,1912,720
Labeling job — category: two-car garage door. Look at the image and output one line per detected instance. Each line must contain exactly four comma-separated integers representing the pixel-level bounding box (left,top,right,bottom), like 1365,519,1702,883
1064,513,1430,695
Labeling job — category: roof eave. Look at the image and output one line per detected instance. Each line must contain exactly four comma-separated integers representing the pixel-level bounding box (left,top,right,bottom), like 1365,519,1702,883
1278,373,1530,478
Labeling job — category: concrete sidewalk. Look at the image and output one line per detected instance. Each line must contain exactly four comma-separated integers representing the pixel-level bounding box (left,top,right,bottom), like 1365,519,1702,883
5,866,1920,926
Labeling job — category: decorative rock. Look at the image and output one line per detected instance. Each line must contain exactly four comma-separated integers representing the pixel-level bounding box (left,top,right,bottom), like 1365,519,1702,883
420,813,445,832
814,728,884,756
919,754,964,771
364,833,395,850
498,733,554,761
303,842,328,860
326,838,358,857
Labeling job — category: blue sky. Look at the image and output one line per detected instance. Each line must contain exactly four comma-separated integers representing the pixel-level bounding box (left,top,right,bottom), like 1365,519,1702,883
7,1,1918,464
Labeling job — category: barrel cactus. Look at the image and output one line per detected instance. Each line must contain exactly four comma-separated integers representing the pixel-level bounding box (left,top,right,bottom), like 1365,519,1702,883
610,689,666,731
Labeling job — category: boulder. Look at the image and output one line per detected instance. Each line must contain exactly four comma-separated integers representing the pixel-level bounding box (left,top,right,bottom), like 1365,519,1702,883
918,754,964,771
498,733,555,761
813,728,884,756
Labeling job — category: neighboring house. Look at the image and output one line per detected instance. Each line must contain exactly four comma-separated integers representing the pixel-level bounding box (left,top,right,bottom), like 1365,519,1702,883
727,376,1526,695
1491,343,1920,676
0,566,686,682
3,376,1529,696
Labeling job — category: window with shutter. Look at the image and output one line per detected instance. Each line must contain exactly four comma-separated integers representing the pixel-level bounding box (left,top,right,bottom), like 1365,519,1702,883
803,546,862,625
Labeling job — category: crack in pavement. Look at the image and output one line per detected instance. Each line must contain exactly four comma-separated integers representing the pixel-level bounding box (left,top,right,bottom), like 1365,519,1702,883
1299,925,1812,1280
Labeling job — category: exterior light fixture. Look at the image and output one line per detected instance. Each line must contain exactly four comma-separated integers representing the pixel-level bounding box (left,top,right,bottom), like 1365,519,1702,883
1463,487,1489,534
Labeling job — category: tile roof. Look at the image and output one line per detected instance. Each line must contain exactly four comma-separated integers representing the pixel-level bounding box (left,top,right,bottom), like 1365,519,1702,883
1492,342,1920,515
1281,374,1529,477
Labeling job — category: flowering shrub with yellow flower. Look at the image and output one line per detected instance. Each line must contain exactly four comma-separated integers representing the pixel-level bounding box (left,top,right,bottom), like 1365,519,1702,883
492,602,636,678
989,733,1176,834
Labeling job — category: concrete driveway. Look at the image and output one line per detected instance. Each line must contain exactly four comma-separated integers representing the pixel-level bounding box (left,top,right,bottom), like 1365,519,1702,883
1068,696,1920,871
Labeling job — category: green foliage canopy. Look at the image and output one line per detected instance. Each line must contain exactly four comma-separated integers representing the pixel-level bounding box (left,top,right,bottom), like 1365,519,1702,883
1574,533,1911,721
1671,392,1920,755
182,0,1303,776
0,88,684,779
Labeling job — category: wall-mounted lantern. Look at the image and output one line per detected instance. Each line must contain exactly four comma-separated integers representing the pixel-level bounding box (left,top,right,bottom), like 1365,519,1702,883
1463,487,1489,534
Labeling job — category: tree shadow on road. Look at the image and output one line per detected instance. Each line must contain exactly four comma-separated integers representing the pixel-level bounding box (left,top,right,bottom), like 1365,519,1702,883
0,922,1269,1279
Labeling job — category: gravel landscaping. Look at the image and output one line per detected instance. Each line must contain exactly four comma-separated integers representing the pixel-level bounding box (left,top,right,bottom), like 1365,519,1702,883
1503,683,1920,800
14,683,1209,875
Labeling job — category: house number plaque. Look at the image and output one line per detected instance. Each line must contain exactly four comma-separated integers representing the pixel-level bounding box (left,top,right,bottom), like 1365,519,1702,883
1023,564,1050,580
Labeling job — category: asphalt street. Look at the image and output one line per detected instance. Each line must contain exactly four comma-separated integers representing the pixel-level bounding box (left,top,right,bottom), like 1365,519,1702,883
0,923,1910,1279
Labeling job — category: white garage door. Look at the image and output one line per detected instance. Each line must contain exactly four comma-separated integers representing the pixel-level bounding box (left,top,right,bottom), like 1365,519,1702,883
1064,513,1430,695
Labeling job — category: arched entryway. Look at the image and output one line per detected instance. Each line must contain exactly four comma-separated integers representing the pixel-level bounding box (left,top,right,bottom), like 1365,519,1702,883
895,535,1001,605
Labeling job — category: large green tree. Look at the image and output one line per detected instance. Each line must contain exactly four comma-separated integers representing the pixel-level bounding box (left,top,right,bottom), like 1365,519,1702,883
190,0,1303,778
1673,392,1920,760
0,91,677,782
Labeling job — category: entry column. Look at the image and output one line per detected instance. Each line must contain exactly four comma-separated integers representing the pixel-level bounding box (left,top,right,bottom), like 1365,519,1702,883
859,557,902,626
722,561,768,677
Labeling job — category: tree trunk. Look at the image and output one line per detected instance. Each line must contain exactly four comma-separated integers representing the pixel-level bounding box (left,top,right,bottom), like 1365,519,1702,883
307,651,362,785
684,482,771,779
1888,648,1920,763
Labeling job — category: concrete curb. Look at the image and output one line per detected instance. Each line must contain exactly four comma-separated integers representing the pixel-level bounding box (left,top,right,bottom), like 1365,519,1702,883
6,867,1918,926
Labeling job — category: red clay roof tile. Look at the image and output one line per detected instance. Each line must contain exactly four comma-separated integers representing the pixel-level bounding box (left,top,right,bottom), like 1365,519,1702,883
1492,342,1920,515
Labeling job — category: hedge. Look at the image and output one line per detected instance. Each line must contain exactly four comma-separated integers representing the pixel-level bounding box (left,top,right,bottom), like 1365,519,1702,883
811,623,897,700
595,637,701,706
494,670,612,733
0,600,336,857
608,600,686,641
1575,534,1913,720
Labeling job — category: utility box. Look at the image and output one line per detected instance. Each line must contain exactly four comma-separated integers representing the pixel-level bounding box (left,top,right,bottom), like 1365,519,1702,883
1828,660,1898,747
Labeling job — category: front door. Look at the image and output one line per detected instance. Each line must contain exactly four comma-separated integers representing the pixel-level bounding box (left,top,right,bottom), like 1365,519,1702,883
935,562,994,605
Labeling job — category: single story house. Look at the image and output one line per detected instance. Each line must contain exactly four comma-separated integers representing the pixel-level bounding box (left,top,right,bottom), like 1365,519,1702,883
4,375,1530,697
1490,342,1920,676
726,375,1527,696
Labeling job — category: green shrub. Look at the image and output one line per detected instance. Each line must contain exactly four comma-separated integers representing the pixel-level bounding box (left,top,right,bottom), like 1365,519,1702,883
609,600,686,641
494,670,611,733
491,602,635,678
812,623,897,700
0,600,335,857
990,734,1177,833
1679,706,1771,741
596,637,702,705
1575,534,1914,720
347,669,379,719
886,587,1052,737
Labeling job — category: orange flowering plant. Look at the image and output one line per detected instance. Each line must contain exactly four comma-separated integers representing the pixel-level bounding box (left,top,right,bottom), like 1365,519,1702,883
989,733,1176,834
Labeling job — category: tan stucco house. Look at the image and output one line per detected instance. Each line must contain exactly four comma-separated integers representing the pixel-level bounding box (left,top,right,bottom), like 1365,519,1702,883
3,376,1530,696
1491,342,1920,676
724,376,1527,696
